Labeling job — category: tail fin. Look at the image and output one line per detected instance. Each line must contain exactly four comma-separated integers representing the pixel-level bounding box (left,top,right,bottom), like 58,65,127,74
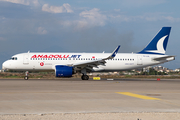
138,27,171,55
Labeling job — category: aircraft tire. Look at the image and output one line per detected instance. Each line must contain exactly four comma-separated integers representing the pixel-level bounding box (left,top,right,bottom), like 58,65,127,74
24,76,28,80
81,75,89,80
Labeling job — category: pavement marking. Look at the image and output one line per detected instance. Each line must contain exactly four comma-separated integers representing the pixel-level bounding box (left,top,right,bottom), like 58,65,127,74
116,92,161,100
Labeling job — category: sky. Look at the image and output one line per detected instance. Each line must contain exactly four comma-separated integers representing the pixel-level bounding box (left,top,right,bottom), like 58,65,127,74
0,0,180,69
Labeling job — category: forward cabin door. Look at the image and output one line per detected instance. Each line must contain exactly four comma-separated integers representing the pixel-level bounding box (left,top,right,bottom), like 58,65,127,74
23,54,29,64
137,55,143,65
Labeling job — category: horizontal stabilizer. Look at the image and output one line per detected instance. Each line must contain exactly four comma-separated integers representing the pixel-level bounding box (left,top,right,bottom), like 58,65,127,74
153,56,175,61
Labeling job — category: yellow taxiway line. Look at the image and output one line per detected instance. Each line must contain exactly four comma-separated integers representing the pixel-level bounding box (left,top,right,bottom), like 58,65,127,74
116,92,161,100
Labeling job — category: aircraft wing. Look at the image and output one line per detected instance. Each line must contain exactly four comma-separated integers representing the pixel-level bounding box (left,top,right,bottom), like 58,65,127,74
153,56,175,61
68,45,120,71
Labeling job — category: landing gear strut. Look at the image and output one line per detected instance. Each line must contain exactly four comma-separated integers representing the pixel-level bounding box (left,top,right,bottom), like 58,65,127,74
81,75,89,80
24,71,29,80
81,69,89,80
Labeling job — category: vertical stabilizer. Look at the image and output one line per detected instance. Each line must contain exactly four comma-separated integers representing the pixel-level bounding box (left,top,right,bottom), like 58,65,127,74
138,27,171,55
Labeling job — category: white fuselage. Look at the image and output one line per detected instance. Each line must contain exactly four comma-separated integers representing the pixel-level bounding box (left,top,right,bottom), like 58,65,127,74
2,52,171,72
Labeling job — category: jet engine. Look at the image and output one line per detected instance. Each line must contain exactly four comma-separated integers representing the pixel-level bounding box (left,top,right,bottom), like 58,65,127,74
55,65,73,77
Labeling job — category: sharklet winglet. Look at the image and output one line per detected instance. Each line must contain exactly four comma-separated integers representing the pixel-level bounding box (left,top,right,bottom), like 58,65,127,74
107,45,120,59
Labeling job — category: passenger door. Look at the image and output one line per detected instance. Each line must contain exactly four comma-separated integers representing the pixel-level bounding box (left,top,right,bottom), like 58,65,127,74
137,55,143,65
23,54,29,64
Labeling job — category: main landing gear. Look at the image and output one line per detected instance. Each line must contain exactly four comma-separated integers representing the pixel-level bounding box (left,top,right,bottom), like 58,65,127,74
81,74,89,80
81,69,89,80
24,71,29,80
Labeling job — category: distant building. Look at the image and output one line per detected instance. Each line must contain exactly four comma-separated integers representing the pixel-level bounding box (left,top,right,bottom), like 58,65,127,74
174,68,180,72
139,65,174,74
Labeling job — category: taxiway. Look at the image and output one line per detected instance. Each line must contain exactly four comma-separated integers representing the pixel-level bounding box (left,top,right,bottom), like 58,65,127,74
0,78,180,114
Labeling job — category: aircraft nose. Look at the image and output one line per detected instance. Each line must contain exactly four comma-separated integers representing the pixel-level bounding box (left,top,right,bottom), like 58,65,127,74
2,61,10,70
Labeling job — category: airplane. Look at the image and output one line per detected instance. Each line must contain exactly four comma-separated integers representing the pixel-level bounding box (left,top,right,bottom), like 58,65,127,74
2,27,175,80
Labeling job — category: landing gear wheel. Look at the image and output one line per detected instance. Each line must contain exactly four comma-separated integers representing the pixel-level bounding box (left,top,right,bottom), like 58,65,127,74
24,71,29,80
24,76,28,80
81,75,89,80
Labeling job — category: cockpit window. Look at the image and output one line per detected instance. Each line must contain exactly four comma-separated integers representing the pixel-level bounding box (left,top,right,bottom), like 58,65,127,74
10,57,17,60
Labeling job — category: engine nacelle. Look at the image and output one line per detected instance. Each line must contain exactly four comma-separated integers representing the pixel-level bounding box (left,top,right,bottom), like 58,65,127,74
55,65,73,77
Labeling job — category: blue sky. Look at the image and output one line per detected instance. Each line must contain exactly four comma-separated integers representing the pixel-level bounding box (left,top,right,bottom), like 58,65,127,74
0,0,180,69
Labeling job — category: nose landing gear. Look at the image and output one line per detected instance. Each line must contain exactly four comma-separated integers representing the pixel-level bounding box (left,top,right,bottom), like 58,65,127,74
24,71,29,80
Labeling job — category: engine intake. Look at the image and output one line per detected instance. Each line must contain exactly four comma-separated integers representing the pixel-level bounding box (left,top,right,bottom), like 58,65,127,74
55,65,73,77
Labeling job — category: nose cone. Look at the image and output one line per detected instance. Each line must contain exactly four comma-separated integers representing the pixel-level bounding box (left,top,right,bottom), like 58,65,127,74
2,60,10,70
